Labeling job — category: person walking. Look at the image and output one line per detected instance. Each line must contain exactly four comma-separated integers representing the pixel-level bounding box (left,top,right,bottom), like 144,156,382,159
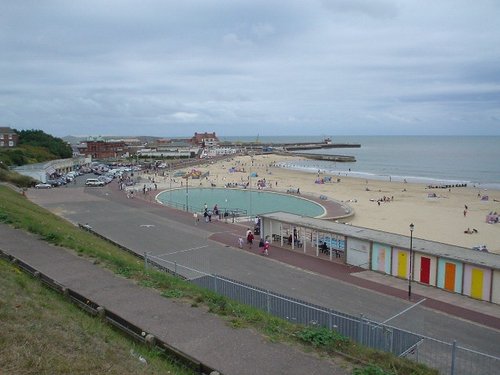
263,239,270,256
247,230,254,249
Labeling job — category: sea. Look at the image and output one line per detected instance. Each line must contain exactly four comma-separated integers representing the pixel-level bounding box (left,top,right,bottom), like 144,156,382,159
220,136,500,190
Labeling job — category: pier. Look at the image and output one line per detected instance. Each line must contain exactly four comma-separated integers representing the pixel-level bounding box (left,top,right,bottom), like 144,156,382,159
276,151,356,162
221,138,361,152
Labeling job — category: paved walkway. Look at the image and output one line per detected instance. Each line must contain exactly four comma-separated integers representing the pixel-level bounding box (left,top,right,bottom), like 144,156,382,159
0,224,349,375
135,184,500,330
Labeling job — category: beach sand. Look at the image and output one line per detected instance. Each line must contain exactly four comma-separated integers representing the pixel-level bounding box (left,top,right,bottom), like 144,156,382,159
149,154,500,254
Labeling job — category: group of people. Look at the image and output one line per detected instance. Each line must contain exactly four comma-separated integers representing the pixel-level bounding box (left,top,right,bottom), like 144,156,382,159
200,203,221,223
240,228,270,256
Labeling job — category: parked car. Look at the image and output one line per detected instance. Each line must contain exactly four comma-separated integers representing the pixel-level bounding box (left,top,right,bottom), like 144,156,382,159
35,183,52,189
85,178,105,187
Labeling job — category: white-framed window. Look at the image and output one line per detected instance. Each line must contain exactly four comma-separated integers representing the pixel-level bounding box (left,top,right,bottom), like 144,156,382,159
9,141,14,147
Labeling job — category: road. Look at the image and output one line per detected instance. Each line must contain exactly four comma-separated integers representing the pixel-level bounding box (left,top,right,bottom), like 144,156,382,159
28,178,500,360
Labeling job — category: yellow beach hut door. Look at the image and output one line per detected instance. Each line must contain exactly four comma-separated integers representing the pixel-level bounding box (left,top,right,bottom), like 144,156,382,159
397,251,407,278
471,268,484,299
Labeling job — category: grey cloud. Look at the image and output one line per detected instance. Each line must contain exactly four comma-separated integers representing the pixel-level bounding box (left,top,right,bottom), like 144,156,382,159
1,1,499,136
320,0,399,19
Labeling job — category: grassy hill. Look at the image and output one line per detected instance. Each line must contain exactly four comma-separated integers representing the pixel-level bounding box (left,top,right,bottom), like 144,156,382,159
0,258,194,375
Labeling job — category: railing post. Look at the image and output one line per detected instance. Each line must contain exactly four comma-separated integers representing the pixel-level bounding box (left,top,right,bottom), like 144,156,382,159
214,275,218,294
358,314,364,345
328,308,333,330
266,290,271,314
450,340,457,375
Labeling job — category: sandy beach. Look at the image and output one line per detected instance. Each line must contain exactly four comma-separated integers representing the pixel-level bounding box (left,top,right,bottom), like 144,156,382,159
147,154,500,254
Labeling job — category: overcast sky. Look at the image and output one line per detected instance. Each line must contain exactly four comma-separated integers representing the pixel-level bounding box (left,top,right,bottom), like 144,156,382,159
1,0,499,137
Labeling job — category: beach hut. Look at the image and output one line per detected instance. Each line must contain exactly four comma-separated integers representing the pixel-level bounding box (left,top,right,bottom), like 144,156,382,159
413,253,437,286
437,258,463,293
371,243,391,274
392,248,410,279
463,264,492,301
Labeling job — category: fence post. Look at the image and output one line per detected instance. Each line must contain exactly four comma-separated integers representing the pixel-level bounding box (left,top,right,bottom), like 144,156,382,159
214,275,218,294
144,252,148,270
358,314,364,345
266,290,271,314
450,340,457,375
328,308,333,330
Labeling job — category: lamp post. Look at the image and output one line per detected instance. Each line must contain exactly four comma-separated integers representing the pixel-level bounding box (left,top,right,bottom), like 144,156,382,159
408,223,414,300
249,153,254,217
185,176,189,212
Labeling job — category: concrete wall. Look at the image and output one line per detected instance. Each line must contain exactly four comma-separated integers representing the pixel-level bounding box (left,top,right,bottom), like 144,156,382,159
492,270,500,304
346,238,370,269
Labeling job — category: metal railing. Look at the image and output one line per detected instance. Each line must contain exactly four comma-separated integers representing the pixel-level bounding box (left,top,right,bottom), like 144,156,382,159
78,225,500,374
144,253,500,375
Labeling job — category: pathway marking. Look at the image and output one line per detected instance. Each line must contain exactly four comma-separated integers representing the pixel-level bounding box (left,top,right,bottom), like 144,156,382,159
382,298,427,324
155,245,209,257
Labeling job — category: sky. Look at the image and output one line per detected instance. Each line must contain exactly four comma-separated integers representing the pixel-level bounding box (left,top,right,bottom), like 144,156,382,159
1,0,500,137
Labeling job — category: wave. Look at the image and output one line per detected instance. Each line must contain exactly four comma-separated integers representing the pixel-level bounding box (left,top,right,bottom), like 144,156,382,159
275,162,500,190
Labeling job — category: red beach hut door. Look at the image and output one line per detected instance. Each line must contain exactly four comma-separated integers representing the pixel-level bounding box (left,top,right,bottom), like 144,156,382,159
420,257,431,284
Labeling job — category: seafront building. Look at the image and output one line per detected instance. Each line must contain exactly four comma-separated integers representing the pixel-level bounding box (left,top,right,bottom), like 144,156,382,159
259,212,500,304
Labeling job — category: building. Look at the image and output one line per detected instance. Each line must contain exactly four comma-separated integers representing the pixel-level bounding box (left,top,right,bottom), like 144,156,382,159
13,156,91,183
259,212,500,304
190,132,219,147
77,137,127,159
0,127,19,148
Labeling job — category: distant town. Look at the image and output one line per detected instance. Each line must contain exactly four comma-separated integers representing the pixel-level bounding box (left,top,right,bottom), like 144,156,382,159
1,127,358,184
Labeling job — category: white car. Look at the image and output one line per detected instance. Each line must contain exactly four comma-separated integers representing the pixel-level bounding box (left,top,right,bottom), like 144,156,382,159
35,183,52,189
85,178,105,187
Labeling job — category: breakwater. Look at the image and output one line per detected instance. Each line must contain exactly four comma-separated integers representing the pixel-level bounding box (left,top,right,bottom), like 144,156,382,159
276,151,356,162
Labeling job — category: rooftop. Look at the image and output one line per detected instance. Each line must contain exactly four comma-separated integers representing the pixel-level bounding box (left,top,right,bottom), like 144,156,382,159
259,211,500,270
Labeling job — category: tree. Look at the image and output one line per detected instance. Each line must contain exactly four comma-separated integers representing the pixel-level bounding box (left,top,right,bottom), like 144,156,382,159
16,129,72,159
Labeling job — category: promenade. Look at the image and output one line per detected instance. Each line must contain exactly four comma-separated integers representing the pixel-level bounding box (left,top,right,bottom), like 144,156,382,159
11,180,500,372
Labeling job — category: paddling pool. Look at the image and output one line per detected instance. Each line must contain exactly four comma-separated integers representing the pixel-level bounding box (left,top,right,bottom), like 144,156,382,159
156,188,326,217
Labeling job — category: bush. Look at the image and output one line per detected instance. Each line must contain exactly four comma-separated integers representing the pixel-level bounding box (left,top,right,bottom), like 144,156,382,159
295,326,350,350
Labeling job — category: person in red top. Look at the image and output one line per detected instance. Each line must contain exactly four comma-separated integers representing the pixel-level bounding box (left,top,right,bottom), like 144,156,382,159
247,231,254,248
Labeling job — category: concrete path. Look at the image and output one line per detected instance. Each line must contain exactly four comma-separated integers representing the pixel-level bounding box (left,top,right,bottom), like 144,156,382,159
0,224,349,375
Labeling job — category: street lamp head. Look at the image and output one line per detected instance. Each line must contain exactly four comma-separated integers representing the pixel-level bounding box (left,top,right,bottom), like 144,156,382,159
409,223,414,232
